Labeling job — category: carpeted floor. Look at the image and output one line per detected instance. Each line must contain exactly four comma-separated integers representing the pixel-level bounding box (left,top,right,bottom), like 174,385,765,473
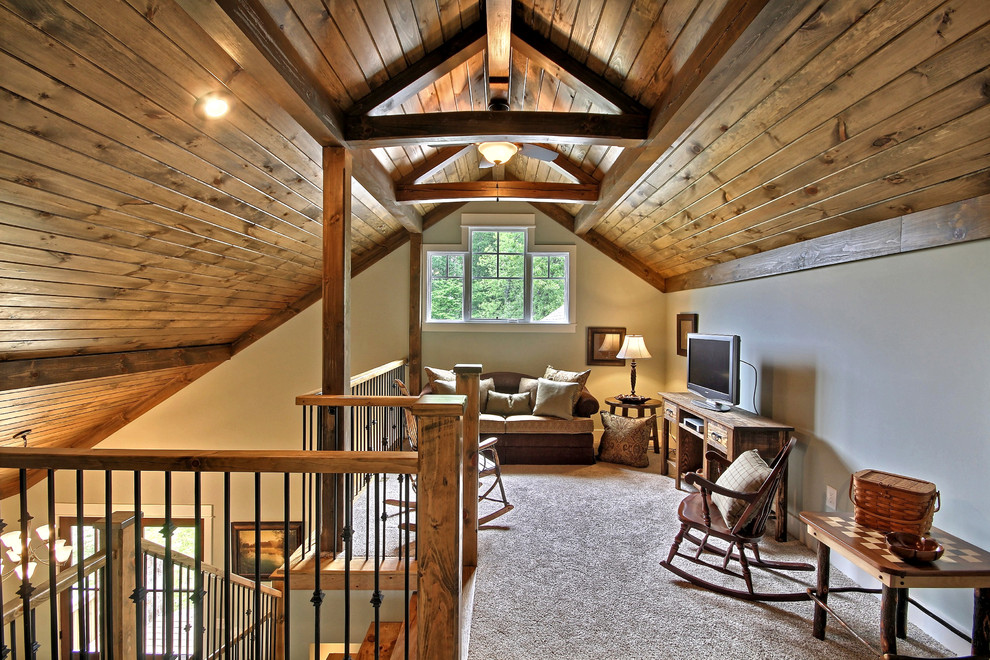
466,454,950,660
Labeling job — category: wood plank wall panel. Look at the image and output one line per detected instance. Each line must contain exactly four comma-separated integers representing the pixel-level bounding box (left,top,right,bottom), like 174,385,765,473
0,0,412,362
0,366,203,449
591,0,990,279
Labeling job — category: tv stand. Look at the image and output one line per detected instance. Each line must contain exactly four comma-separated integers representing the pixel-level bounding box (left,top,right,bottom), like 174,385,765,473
693,398,731,412
658,392,795,542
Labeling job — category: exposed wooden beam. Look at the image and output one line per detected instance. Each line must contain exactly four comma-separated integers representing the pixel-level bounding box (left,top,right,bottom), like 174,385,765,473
573,0,780,235
409,232,423,393
664,195,990,291
346,112,647,148
399,146,474,185
216,0,422,233
348,21,487,117
529,201,666,292
0,345,232,392
396,181,598,204
217,0,345,143
486,0,512,105
510,20,647,116
351,149,422,232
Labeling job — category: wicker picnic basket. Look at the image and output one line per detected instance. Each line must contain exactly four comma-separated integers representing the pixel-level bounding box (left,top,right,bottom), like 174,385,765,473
848,469,940,535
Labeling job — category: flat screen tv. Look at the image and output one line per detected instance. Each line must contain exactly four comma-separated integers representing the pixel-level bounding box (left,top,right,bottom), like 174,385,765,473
686,333,741,412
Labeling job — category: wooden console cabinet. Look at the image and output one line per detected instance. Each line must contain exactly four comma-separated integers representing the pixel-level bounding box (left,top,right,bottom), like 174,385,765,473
658,392,795,542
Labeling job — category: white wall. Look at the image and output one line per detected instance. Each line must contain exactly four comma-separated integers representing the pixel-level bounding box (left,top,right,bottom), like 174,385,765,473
662,239,990,651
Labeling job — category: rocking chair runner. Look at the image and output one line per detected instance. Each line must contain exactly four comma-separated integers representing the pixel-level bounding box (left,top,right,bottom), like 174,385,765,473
390,379,513,526
660,437,813,602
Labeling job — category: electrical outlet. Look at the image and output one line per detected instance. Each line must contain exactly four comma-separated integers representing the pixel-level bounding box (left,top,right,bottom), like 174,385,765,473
825,485,838,512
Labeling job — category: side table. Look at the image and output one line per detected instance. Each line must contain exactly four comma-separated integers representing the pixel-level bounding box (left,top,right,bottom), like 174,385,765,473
604,397,662,464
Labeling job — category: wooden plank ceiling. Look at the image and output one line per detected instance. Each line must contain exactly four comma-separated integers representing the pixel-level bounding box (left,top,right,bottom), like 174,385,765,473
1,0,988,461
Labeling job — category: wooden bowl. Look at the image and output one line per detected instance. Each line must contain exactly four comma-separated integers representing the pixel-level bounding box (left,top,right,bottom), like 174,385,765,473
885,531,944,563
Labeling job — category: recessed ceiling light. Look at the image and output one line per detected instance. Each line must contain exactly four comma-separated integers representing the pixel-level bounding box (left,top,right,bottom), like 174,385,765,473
195,92,232,119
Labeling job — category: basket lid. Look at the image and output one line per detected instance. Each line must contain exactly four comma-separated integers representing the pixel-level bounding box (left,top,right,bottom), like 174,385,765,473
852,469,936,495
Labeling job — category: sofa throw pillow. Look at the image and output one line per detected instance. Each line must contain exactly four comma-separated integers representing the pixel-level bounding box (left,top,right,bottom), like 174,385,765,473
425,366,456,388
533,378,580,420
486,391,533,416
711,449,772,527
518,377,539,407
431,379,456,395
543,365,591,389
598,412,651,468
480,377,495,412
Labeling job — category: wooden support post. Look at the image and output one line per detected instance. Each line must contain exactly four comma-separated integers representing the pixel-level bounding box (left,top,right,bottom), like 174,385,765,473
455,364,482,568
409,232,423,393
108,512,138,658
414,396,465,659
322,146,352,554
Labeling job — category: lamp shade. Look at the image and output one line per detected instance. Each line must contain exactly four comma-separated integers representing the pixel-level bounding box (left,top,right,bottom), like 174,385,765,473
478,141,518,165
616,334,651,360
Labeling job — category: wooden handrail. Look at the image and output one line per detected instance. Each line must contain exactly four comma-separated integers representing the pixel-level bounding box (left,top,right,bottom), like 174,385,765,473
141,539,282,597
295,393,466,417
2,552,106,624
298,358,408,397
0,448,417,474
349,359,407,388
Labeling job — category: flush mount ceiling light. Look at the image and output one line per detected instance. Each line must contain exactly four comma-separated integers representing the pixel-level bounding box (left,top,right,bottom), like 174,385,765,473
477,141,518,165
195,91,232,119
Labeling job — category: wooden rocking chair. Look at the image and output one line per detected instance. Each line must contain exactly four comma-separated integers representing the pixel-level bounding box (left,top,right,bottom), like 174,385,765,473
659,437,813,601
389,379,513,527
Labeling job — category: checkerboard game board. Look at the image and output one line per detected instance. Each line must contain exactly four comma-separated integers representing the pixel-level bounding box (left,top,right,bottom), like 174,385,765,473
817,515,986,566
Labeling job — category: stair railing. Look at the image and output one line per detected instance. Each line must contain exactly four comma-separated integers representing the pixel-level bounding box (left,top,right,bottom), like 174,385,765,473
0,388,467,660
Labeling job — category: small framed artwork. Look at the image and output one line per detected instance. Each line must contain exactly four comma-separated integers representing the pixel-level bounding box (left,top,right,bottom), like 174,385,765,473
587,327,626,366
676,314,698,357
231,521,303,580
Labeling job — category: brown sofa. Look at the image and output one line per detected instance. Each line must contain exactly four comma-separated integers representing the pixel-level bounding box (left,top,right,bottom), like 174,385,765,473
422,371,600,465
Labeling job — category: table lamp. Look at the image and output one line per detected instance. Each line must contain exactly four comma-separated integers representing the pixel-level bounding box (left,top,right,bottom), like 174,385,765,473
616,334,651,404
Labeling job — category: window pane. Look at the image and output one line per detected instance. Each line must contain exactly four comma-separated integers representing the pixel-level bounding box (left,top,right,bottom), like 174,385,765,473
430,278,463,320
549,255,566,278
532,255,548,278
472,230,498,253
430,254,447,277
499,231,525,253
449,254,464,277
471,278,524,320
472,253,498,278
532,279,567,322
499,254,524,278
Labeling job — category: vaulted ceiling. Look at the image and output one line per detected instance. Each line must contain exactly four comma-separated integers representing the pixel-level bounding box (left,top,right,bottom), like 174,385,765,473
1,0,988,469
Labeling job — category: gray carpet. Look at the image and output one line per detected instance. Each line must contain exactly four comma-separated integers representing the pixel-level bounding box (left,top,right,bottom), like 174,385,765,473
466,455,951,660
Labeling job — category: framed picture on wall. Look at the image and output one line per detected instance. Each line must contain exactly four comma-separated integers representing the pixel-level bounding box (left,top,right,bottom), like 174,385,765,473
587,327,626,365
676,314,698,357
231,521,303,580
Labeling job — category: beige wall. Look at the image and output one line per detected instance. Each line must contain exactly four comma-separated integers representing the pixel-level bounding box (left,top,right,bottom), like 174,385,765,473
662,239,990,652
420,201,667,408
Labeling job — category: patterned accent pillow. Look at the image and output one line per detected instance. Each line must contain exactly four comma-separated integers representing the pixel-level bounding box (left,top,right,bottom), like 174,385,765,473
543,365,591,389
533,378,581,420
597,412,652,468
486,391,533,416
711,449,771,527
479,377,495,411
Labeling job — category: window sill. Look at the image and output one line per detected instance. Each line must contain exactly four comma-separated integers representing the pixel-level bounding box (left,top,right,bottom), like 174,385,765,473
424,322,576,333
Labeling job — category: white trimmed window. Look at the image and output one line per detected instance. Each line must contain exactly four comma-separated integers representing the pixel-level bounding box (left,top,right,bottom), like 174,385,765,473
425,215,574,329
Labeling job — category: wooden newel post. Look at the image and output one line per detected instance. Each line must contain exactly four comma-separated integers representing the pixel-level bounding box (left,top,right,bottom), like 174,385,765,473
415,395,465,660
107,512,138,658
455,364,482,569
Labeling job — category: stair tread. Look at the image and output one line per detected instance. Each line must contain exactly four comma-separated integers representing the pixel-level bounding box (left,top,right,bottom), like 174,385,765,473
356,621,403,660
